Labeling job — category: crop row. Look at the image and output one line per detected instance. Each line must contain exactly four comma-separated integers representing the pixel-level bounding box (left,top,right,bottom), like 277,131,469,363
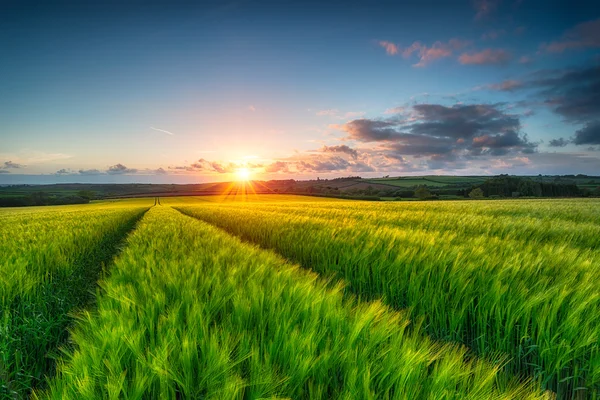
174,198,600,398
39,207,547,399
0,201,150,398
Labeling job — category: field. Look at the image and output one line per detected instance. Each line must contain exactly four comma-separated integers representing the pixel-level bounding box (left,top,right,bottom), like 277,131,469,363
1,196,599,399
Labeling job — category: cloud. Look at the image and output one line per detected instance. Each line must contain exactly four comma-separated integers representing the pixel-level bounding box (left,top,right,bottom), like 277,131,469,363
171,159,238,174
489,64,600,148
154,167,168,175
107,163,138,175
492,65,599,120
265,154,376,174
78,169,103,175
378,39,471,67
548,138,569,147
459,49,512,65
334,103,536,168
378,41,399,55
540,18,600,53
248,105,256,112
487,79,523,91
0,170,9,174
338,119,401,142
384,106,405,115
3,161,24,169
573,121,600,145
55,168,71,175
297,156,352,172
473,0,499,20
536,66,600,123
264,161,290,173
150,127,174,136
320,145,358,159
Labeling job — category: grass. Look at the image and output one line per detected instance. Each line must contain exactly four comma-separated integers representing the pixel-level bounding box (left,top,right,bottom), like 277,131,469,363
0,200,151,398
173,196,600,398
38,206,547,399
4,195,599,398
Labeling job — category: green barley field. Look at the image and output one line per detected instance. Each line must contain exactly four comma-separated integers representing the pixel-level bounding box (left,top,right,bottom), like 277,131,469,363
1,196,599,399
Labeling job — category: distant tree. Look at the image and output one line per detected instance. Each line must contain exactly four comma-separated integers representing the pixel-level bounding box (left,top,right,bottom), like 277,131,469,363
415,186,432,200
468,187,484,199
77,190,96,200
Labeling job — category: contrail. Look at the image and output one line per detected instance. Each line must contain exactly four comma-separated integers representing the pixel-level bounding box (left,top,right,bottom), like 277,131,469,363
150,126,174,135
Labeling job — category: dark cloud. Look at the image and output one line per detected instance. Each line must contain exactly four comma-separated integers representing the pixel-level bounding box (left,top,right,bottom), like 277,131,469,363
342,119,401,141
154,167,168,175
573,121,600,145
78,169,103,175
471,131,536,155
548,138,570,147
55,169,71,175
0,170,9,174
3,161,24,169
336,103,536,168
320,145,358,159
536,66,600,123
540,18,600,53
487,65,600,148
107,163,138,175
489,65,600,123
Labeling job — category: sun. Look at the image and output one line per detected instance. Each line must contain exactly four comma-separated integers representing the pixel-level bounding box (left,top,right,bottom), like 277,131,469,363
236,167,251,181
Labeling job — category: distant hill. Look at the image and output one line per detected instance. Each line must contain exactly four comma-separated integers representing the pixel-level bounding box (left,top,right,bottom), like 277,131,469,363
1,175,599,206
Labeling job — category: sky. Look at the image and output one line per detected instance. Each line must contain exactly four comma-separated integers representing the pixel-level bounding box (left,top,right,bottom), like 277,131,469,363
1,0,600,184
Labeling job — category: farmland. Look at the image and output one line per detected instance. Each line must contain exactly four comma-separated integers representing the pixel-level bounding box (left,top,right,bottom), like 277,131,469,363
1,196,599,399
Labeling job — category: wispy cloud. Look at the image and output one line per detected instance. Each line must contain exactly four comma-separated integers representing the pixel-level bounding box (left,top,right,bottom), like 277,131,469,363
378,39,471,67
459,49,512,65
378,41,399,55
150,126,175,136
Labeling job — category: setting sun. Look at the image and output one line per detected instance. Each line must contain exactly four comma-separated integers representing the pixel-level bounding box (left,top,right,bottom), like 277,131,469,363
236,167,251,181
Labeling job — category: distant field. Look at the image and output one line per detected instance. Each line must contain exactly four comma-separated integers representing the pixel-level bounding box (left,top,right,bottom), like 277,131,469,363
365,176,494,187
3,195,600,398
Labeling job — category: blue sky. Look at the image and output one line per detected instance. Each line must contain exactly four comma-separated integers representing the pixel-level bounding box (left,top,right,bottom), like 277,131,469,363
1,0,599,183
